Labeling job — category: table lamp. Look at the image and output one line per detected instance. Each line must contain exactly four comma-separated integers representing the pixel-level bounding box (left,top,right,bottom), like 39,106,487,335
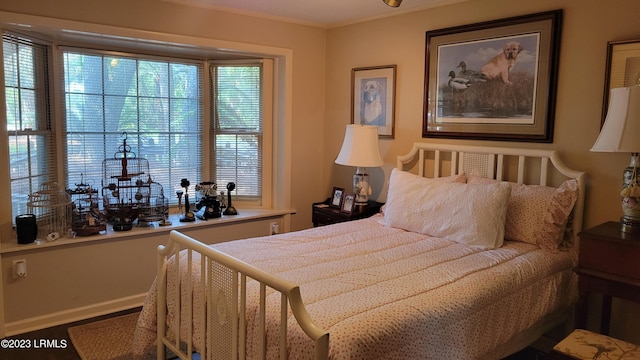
335,124,384,205
591,85,640,233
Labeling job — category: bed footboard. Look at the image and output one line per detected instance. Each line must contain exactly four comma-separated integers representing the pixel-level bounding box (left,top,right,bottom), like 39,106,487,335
157,230,329,360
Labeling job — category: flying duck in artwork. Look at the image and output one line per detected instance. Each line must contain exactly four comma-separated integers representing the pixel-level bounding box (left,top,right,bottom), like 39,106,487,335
448,70,472,90
456,61,487,82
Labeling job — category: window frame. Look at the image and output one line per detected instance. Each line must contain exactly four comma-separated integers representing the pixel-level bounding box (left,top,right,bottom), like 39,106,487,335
3,32,57,221
209,60,273,207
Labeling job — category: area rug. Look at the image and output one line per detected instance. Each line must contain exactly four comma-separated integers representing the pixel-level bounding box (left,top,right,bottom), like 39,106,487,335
68,312,140,360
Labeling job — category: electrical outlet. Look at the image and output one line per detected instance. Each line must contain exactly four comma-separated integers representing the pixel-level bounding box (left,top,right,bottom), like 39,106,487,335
12,259,27,279
270,222,280,235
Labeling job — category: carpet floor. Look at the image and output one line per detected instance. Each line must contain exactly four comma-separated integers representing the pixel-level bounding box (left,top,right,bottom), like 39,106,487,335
0,307,141,360
1,306,551,360
67,312,140,360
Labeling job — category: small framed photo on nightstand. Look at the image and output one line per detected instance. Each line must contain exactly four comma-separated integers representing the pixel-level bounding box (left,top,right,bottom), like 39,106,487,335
341,193,356,214
330,187,345,208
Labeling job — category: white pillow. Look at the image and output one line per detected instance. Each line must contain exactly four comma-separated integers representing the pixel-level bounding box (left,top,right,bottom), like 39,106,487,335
379,172,466,216
383,169,511,249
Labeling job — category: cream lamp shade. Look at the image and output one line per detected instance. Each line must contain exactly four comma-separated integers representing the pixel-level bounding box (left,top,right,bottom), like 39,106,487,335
591,86,640,153
335,124,384,205
591,85,640,233
335,124,384,167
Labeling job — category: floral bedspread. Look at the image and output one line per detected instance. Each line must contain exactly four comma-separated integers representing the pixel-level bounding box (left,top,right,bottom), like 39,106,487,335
132,214,577,359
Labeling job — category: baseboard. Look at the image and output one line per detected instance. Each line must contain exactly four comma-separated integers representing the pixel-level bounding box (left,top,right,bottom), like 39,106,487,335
3,293,147,337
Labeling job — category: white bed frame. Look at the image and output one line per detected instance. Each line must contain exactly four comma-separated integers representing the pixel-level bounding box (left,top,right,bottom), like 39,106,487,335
156,143,586,360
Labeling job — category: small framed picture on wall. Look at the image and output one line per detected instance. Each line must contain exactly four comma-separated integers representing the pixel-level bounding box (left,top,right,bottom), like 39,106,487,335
330,187,345,208
351,65,396,138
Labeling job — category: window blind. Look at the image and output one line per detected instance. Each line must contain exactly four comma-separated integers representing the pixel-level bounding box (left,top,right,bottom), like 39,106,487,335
62,49,203,204
3,32,57,221
210,63,263,203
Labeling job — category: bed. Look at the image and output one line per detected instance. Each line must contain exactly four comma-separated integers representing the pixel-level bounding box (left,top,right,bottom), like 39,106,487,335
132,142,586,360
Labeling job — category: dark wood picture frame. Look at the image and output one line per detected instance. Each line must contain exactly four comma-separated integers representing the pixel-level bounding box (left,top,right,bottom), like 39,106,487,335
602,39,640,125
351,65,396,138
422,10,562,142
341,193,356,214
330,187,345,208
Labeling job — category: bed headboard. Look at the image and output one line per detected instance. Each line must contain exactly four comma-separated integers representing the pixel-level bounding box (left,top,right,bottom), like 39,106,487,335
396,142,586,247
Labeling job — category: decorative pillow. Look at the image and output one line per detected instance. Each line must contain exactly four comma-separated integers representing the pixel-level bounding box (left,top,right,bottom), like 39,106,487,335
380,172,466,215
467,176,579,252
383,169,510,249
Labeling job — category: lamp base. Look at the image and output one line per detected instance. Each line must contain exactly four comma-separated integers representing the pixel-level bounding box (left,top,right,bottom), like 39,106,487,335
353,168,370,205
621,154,640,234
621,216,640,234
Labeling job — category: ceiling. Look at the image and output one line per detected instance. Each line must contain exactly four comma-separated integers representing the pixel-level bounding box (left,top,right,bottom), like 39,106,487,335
162,0,471,28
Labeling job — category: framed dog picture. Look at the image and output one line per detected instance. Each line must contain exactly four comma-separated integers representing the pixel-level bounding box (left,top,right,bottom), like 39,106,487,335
423,10,562,142
330,187,345,208
341,193,356,214
351,65,396,138
602,39,640,125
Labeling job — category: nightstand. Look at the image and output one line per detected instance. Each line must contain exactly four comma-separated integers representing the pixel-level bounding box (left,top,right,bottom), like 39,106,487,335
312,199,383,227
575,221,640,335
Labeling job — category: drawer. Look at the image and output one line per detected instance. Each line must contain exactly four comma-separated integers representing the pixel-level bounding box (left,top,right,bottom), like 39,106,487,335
312,211,339,226
579,236,640,279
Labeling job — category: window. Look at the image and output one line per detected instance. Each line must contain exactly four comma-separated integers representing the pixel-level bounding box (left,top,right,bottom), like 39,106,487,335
3,30,271,225
3,33,56,220
63,49,203,203
211,63,263,203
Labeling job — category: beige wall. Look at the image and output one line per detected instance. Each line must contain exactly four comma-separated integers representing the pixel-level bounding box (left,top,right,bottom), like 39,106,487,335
1,213,287,336
325,0,640,344
1,0,639,346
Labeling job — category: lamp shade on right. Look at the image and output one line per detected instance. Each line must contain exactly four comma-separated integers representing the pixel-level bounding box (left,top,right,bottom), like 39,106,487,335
591,86,640,153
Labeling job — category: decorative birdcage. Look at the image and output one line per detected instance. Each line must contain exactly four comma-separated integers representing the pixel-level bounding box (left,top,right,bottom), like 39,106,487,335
102,134,166,230
137,177,168,224
27,181,73,239
67,176,106,236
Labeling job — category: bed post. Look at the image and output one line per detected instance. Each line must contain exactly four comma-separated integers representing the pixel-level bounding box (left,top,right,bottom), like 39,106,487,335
156,242,173,360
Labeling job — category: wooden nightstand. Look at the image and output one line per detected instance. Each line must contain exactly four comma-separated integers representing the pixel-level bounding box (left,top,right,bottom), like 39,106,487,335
312,199,383,227
575,221,640,335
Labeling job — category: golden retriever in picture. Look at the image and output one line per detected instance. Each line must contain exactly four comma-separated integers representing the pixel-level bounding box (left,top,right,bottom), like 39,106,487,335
362,80,383,124
481,41,523,84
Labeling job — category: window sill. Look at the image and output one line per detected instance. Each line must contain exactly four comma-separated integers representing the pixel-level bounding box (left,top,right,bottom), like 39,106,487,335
0,208,295,254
